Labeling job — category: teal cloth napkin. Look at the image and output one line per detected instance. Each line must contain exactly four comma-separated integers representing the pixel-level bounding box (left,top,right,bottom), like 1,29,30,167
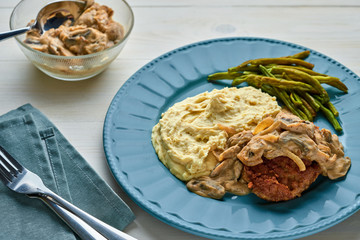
0,104,135,239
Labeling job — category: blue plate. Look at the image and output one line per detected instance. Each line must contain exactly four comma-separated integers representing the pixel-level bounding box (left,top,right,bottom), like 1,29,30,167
103,37,360,240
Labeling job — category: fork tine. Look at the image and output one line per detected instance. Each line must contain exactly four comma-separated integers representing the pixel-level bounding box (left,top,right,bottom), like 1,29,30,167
0,145,24,173
0,162,12,183
0,154,18,176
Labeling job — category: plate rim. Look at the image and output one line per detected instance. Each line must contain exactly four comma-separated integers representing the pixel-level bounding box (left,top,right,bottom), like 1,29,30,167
103,36,360,240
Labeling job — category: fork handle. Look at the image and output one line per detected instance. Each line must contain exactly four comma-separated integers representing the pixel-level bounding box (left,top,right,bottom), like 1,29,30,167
40,190,137,240
36,195,107,240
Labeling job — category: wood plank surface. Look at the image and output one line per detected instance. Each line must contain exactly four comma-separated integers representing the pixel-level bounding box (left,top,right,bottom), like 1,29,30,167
2,0,360,8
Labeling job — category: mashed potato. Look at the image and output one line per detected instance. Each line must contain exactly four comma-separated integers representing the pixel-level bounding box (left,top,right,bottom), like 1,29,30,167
151,87,281,181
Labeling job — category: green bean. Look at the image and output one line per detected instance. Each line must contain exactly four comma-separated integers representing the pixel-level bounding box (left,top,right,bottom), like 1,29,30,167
259,65,309,120
290,92,303,106
288,91,312,120
260,84,277,97
315,99,342,132
228,65,260,73
275,88,303,119
260,66,316,92
325,101,339,117
285,50,311,60
206,51,348,130
245,75,316,92
298,108,309,121
281,72,293,81
299,104,313,121
279,65,327,76
246,80,260,90
208,71,241,81
271,66,329,103
259,65,275,78
314,76,348,93
296,91,320,111
235,57,315,71
231,76,247,86
299,96,317,117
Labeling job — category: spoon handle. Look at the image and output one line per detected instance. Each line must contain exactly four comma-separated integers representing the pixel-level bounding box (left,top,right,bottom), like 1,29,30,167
0,26,30,41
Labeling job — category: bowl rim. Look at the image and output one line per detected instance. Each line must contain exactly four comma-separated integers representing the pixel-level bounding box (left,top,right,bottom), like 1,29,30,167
9,0,134,59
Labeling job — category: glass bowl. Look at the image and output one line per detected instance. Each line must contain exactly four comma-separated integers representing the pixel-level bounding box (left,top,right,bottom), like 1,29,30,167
10,0,134,81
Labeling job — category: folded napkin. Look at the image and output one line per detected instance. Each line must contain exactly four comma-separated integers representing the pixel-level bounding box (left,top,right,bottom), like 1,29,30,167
0,104,135,239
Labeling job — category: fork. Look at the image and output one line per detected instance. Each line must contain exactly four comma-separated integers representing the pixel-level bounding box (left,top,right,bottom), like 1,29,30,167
41,196,107,240
0,145,137,240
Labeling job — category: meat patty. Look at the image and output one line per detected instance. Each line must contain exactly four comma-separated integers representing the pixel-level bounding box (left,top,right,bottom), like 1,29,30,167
242,156,321,202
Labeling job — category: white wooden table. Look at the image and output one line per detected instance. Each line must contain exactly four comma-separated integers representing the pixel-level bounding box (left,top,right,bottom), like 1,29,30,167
1,0,360,239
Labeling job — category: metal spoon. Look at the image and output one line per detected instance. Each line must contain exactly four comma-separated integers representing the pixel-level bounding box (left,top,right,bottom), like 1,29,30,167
0,0,86,41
